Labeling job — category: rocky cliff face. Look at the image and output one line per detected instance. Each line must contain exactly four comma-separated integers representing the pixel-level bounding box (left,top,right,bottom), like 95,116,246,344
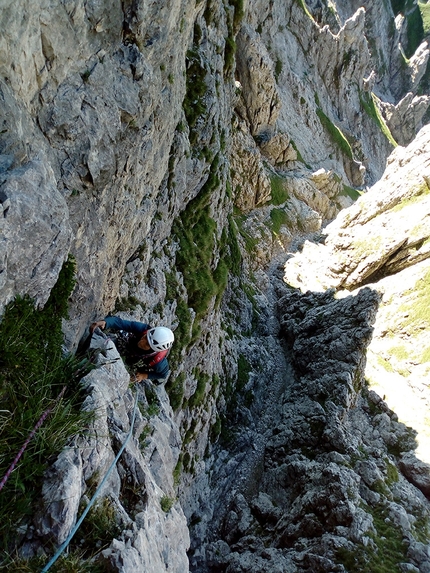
187,125,430,573
1,0,430,571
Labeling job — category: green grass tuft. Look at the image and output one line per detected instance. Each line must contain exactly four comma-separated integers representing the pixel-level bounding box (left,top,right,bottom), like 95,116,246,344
418,0,430,34
0,255,94,553
270,174,289,205
160,495,175,513
340,184,362,201
336,503,407,572
270,208,290,235
316,107,354,159
398,268,430,335
360,92,397,147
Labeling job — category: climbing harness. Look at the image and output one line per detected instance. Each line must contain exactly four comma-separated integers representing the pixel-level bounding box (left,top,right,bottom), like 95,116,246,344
40,389,139,572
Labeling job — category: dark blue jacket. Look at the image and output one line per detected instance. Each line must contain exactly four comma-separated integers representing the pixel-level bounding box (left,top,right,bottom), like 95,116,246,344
104,316,170,382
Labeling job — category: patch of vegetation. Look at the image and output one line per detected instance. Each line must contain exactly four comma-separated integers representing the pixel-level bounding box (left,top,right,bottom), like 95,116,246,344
269,174,289,205
160,495,175,513
390,0,405,15
229,0,245,33
289,139,309,166
360,92,398,147
406,3,424,59
386,425,417,457
237,354,252,390
225,215,243,277
316,107,354,159
1,552,107,573
165,272,192,371
377,355,395,373
418,0,430,35
390,181,430,212
114,295,141,312
224,36,236,75
385,459,399,484
233,210,259,255
143,384,160,418
0,255,94,553
340,184,362,201
209,414,222,442
173,455,183,486
74,497,122,556
173,154,231,347
165,371,186,412
388,345,409,361
421,345,430,363
412,513,430,543
336,503,407,572
270,208,289,235
397,268,430,335
351,235,382,258
189,371,210,409
81,69,91,83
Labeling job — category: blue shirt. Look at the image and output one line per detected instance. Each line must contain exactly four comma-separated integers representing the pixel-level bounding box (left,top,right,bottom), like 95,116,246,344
104,316,170,381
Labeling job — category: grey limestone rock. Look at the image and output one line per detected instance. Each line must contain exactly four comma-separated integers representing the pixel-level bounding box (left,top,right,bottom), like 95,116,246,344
399,453,430,499
0,156,72,313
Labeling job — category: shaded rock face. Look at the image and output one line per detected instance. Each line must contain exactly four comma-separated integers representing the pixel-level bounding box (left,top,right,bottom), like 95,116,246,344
188,286,430,573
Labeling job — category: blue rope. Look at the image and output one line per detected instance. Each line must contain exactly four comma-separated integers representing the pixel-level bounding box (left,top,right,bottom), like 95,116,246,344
41,390,139,572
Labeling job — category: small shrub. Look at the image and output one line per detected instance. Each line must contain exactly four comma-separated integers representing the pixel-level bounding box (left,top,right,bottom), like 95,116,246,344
160,495,175,513
81,69,91,83
340,184,362,201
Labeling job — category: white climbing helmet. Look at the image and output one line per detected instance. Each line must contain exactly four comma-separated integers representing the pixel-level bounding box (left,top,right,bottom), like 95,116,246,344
147,326,174,352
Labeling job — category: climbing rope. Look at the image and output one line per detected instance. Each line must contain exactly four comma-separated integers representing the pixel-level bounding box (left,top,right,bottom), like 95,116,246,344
0,386,67,493
40,389,139,573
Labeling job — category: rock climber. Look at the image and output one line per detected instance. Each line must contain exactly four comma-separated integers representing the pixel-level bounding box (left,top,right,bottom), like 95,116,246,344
90,316,174,384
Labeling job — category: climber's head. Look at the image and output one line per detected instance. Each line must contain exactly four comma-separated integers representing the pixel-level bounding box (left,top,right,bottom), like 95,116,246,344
147,327,174,352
